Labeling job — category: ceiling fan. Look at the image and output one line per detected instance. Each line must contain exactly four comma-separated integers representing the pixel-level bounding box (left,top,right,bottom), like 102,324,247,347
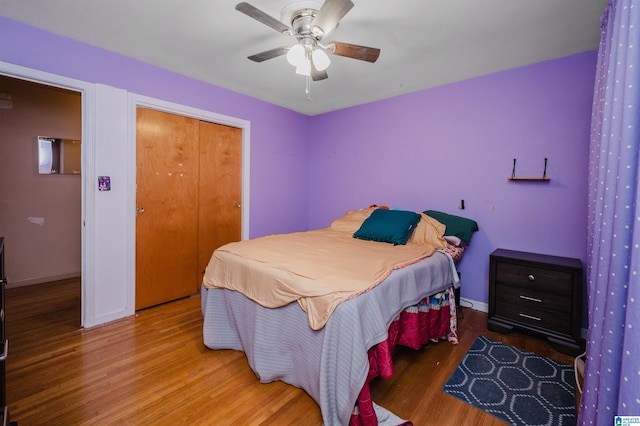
235,0,380,84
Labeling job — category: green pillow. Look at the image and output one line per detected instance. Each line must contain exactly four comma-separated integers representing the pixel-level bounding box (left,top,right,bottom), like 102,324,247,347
353,209,420,245
423,210,478,243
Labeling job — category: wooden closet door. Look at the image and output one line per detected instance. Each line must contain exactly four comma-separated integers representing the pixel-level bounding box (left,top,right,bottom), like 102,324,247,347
135,108,200,310
198,121,242,286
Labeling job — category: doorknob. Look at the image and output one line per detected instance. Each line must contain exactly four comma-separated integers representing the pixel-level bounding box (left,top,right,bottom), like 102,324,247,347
137,206,145,213
235,203,241,208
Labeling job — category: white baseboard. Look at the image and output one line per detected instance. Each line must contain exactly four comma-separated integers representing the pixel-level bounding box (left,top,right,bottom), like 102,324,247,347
459,297,488,313
6,272,81,288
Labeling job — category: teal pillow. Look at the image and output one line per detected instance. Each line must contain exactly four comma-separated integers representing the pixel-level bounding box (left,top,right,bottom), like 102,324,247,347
353,209,420,245
423,210,478,243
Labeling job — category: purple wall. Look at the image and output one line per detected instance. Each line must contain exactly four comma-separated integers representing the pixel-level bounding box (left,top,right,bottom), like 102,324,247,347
0,17,311,238
308,51,596,308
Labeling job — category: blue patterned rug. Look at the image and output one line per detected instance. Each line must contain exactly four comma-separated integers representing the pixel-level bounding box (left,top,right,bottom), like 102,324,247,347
443,336,576,426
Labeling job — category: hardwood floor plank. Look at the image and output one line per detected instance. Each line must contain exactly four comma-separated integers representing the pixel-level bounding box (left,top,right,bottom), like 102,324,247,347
4,280,575,425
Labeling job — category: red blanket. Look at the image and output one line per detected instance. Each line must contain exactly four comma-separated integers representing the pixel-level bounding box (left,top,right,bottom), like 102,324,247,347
350,287,458,426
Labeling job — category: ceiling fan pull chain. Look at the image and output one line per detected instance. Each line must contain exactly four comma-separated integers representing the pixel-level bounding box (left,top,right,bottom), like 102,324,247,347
306,75,312,100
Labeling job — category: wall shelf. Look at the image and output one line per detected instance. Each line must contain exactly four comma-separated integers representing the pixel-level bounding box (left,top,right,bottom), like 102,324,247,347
509,158,550,182
508,176,551,182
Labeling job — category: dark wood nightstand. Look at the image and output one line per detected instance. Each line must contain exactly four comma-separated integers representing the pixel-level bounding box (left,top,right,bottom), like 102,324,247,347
487,248,583,355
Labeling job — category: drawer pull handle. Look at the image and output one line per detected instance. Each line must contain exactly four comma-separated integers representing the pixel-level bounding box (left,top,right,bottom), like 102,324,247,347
519,313,541,321
520,295,542,303
528,274,535,281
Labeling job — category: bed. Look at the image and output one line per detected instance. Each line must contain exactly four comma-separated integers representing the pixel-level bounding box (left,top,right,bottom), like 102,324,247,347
201,207,478,425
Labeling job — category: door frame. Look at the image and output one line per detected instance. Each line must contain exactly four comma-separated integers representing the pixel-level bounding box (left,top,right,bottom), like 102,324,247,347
0,61,96,327
126,94,250,313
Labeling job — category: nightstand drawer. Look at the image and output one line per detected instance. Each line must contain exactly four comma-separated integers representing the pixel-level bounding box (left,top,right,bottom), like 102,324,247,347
495,301,571,335
495,262,572,296
495,284,571,314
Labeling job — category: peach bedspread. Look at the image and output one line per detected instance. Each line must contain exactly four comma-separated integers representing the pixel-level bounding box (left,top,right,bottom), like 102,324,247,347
203,221,446,330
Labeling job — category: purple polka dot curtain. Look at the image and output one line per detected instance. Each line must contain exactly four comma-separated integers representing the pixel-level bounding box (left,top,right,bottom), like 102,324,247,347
581,0,640,424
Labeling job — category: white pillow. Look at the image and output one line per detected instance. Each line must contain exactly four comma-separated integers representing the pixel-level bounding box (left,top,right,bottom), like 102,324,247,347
444,235,462,246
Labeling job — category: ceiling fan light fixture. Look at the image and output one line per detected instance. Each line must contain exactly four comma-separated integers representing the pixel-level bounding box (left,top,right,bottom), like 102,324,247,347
312,48,330,71
295,59,312,76
236,0,379,93
286,43,306,66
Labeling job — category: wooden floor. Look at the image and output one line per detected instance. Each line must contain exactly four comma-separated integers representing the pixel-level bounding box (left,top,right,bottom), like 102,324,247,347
4,280,575,425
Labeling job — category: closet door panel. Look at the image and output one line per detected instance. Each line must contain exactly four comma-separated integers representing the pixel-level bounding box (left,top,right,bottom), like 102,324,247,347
136,108,199,310
198,121,242,285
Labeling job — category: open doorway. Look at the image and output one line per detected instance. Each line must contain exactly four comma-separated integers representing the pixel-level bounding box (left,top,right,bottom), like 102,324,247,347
0,74,82,328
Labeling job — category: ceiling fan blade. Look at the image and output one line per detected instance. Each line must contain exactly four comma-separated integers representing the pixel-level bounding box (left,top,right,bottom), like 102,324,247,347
311,62,328,81
235,2,292,34
247,47,289,62
312,0,354,37
331,41,380,63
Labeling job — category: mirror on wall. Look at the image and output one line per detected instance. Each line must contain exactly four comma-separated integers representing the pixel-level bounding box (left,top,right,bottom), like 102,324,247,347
38,136,81,175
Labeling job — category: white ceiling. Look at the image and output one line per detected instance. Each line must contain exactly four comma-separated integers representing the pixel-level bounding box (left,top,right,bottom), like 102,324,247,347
0,0,607,116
